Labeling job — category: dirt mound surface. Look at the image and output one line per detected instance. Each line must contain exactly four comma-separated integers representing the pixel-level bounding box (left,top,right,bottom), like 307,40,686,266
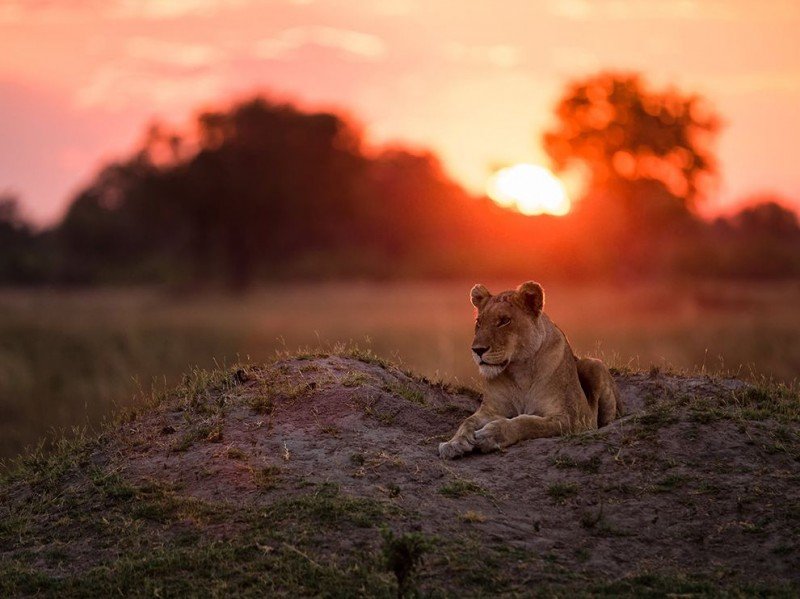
2,354,799,596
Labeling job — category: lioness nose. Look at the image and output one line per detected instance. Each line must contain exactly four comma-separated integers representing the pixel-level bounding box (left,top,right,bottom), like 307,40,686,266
472,346,489,358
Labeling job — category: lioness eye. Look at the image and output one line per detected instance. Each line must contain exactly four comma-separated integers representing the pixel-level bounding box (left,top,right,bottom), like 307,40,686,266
497,316,511,328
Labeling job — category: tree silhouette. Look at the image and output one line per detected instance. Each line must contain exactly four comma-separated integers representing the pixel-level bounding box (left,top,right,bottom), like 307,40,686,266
179,99,369,288
58,155,183,282
541,72,722,275
55,97,481,288
0,193,49,283
543,72,721,210
729,195,800,237
363,148,474,259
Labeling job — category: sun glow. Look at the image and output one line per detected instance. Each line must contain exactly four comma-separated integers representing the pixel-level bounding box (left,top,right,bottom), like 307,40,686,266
486,164,571,216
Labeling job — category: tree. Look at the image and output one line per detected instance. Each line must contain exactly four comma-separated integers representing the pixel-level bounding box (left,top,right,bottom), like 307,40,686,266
57,155,184,282
543,72,721,210
363,148,474,257
0,193,49,283
181,99,369,288
541,73,721,276
57,97,382,288
730,195,800,237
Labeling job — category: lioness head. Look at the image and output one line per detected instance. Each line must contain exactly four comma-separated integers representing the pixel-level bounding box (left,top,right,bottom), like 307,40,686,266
470,281,545,379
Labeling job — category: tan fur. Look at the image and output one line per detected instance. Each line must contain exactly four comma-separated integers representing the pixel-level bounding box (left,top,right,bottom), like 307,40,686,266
439,281,624,459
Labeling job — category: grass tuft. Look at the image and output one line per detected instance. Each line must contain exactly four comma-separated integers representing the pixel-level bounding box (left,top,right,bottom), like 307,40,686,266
547,482,579,504
382,381,426,405
381,528,432,598
439,478,486,499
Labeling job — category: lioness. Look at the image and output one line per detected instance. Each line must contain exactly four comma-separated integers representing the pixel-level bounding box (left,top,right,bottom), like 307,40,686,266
439,281,623,459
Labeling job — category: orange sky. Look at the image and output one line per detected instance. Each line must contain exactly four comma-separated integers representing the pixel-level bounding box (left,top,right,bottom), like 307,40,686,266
1,0,799,225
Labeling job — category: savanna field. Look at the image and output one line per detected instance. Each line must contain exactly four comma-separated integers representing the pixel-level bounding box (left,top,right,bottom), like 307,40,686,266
2,280,798,462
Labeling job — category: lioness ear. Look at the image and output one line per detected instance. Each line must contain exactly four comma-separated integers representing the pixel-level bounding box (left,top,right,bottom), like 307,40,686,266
516,281,544,317
470,284,491,310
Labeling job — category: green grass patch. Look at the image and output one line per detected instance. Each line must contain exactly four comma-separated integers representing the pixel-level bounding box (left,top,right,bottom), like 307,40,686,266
552,454,602,474
341,371,371,387
89,467,136,500
637,402,680,429
688,382,800,425
381,528,433,598
0,541,393,598
546,482,580,504
382,381,426,405
259,483,394,532
439,478,486,499
170,420,223,452
248,395,273,414
251,465,282,491
129,480,228,524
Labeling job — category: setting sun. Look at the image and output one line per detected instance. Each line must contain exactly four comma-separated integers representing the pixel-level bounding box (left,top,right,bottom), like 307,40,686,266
486,164,571,216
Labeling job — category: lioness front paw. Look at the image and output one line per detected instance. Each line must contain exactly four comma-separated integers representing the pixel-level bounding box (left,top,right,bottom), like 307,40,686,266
473,420,510,453
438,437,473,459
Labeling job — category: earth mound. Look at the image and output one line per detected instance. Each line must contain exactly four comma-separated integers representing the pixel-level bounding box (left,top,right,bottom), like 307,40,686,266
2,352,799,596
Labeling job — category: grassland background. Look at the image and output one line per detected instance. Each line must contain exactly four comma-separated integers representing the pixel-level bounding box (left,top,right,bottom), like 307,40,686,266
1,280,798,461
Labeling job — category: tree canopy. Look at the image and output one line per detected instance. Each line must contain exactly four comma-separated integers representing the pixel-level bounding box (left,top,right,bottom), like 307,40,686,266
543,72,721,209
56,98,480,288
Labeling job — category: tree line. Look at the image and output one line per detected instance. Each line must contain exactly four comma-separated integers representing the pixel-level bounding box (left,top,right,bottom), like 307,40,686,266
1,72,798,288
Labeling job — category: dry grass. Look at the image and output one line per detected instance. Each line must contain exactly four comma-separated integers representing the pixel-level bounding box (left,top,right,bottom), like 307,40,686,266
0,280,798,460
